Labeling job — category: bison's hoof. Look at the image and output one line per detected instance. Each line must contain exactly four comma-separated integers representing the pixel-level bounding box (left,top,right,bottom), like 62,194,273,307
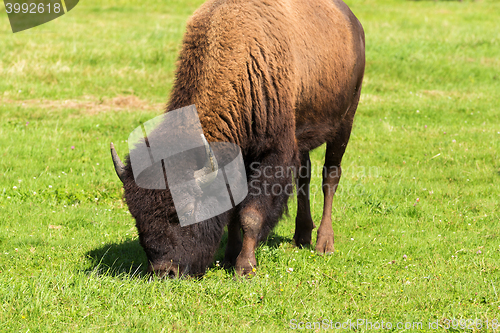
293,235,312,248
293,219,315,248
235,256,257,277
293,227,314,248
222,257,237,270
315,231,334,254
235,265,257,277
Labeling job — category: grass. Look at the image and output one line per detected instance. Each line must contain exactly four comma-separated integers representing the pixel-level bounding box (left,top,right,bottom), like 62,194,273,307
1,0,500,331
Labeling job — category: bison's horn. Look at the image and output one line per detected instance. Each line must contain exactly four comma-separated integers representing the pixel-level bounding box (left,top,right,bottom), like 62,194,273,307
194,134,218,188
110,142,126,183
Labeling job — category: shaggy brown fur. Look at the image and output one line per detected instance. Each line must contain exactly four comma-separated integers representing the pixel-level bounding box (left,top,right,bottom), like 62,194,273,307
118,0,365,277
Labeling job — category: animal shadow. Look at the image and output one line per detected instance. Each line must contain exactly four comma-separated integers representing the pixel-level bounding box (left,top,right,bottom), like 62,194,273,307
85,230,293,278
85,239,148,278
264,232,293,249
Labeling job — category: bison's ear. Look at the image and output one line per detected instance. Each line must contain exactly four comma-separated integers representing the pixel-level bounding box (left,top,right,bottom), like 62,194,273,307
110,142,126,183
193,134,218,188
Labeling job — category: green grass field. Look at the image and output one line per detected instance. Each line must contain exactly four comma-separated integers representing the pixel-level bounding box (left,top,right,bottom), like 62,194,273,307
1,0,499,331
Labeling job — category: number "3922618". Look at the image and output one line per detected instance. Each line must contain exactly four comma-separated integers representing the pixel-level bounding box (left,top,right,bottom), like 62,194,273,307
5,2,62,14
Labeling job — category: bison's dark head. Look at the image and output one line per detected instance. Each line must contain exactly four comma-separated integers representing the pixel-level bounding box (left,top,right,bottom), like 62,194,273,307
110,136,228,278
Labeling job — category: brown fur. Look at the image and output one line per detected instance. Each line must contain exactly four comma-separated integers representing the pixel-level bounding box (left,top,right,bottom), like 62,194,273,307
121,0,365,277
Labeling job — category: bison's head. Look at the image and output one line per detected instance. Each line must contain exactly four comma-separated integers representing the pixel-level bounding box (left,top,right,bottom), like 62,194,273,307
110,136,228,278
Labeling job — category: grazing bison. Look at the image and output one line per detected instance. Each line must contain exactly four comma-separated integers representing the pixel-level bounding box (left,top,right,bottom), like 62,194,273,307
111,0,365,277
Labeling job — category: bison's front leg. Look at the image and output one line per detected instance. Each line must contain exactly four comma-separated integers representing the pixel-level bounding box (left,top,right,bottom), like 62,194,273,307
235,153,296,276
235,208,262,276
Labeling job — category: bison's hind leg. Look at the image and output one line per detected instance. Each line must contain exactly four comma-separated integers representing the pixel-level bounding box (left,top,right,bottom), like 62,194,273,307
315,117,355,254
293,151,316,248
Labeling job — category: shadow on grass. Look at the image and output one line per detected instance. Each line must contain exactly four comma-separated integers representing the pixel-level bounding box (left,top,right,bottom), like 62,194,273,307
85,229,293,279
264,232,293,248
85,239,149,278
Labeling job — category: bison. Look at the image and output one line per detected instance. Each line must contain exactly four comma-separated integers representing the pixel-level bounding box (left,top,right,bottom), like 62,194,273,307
110,0,365,277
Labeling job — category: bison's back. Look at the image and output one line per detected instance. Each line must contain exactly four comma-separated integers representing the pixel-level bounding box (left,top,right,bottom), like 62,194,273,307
282,0,365,150
168,0,364,152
